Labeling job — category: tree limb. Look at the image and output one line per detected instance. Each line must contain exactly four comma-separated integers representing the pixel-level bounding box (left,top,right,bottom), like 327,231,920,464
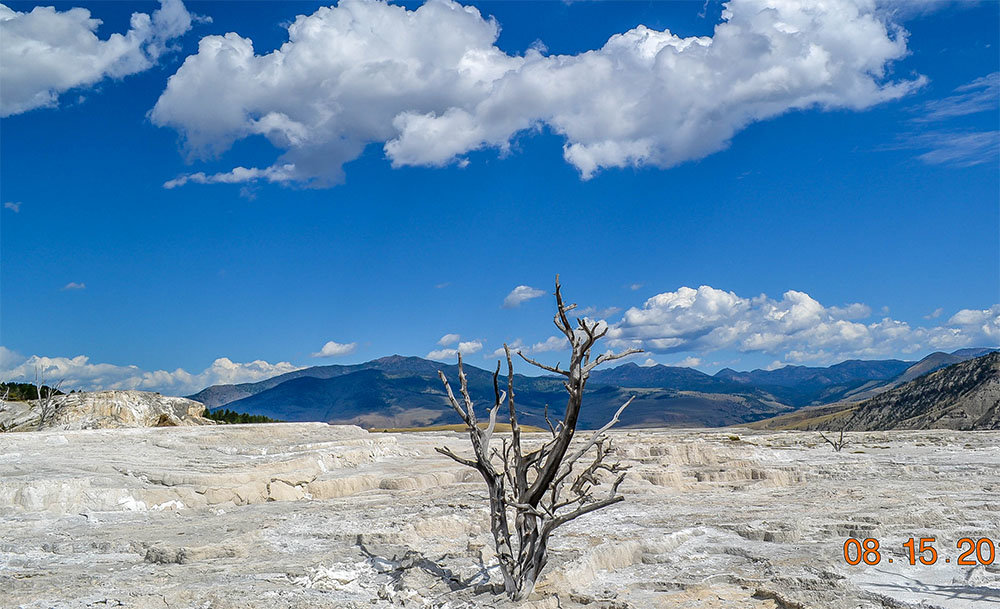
435,446,480,470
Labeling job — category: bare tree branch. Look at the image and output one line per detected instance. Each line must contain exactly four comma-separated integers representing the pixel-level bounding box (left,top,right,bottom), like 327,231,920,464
434,278,642,601
33,367,64,428
435,446,480,470
820,425,850,452
586,347,643,373
438,371,471,427
516,351,568,377
558,396,634,479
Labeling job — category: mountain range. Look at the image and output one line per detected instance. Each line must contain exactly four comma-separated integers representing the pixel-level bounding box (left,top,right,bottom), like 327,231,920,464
187,347,997,429
751,351,1000,431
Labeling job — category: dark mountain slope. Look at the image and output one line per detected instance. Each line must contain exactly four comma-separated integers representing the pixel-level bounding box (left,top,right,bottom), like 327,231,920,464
588,363,742,391
751,352,1000,431
190,355,502,409
714,359,912,387
713,359,913,406
189,349,997,430
894,352,974,386
220,362,789,429
840,351,1000,431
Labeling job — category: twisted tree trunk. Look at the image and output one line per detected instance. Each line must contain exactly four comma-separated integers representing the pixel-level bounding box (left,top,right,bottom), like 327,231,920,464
436,277,640,599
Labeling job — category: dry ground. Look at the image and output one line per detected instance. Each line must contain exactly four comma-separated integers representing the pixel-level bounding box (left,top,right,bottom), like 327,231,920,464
1,423,998,608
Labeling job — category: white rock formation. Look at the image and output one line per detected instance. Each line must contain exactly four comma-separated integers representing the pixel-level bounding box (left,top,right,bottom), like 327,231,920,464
0,424,998,608
0,390,213,431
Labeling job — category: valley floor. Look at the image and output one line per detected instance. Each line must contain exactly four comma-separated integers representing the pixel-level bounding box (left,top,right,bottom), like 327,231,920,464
1,424,998,608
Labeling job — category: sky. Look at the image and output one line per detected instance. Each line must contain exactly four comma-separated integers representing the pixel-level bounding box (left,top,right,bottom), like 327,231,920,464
1,0,998,395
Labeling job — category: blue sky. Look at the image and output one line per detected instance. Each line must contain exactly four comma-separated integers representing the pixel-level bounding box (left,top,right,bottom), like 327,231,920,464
1,0,998,394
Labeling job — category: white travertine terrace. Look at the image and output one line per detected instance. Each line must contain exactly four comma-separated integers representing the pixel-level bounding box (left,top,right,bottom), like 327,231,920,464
1,423,998,608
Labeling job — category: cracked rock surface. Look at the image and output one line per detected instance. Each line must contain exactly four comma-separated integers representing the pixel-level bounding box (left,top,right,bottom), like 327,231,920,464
1,423,998,608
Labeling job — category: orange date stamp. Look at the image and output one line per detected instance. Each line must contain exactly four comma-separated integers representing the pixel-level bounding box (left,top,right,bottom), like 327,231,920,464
842,537,997,566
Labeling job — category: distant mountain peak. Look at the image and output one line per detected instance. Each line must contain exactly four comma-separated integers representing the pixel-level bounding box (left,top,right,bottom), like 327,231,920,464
373,354,420,363
951,347,998,358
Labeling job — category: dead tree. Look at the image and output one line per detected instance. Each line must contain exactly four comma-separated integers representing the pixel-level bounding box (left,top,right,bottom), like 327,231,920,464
33,368,64,428
819,425,850,452
0,386,9,433
436,278,640,600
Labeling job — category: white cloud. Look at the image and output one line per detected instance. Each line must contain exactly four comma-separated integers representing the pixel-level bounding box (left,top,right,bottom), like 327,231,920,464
915,72,998,122
640,358,658,367
948,306,1000,342
924,307,944,320
907,131,1000,168
427,340,483,361
503,285,546,308
437,333,461,346
876,0,981,21
61,282,86,291
3,201,20,212
828,303,872,320
0,346,23,369
163,164,296,189
487,335,569,359
609,285,1000,364
892,73,1000,168
153,0,921,187
0,348,300,395
530,335,570,353
311,340,357,358
0,0,195,117
489,339,524,359
671,356,703,368
578,305,622,318
629,283,643,291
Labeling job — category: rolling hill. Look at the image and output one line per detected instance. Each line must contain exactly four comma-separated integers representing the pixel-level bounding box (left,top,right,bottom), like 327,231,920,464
206,357,789,429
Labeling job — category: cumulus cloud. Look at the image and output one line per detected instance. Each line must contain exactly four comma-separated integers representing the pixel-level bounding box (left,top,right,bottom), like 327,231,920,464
671,356,703,368
427,340,483,361
153,0,921,187
311,340,357,357
503,285,546,308
61,282,86,291
489,339,523,359
4,201,20,212
0,347,299,395
0,345,23,369
608,285,1000,364
530,336,570,353
0,0,195,117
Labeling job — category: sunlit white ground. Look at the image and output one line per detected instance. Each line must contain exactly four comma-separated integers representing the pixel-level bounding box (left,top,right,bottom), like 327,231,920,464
2,424,997,608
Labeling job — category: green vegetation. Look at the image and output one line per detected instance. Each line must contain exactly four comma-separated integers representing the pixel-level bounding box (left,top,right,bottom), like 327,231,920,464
204,408,283,424
1,382,65,401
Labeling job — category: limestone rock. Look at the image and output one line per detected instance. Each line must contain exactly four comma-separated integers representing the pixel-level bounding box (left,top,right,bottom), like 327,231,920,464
1,424,997,608
0,390,215,431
